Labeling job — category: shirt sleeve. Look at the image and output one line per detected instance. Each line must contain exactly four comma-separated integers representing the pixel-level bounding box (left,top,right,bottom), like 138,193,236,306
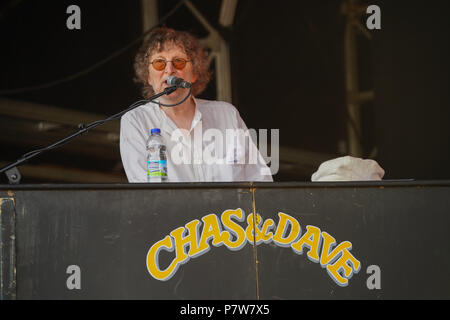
120,113,147,182
234,109,274,182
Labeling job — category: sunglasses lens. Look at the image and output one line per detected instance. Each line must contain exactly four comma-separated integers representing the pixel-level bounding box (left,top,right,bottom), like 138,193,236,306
173,58,186,70
152,59,166,71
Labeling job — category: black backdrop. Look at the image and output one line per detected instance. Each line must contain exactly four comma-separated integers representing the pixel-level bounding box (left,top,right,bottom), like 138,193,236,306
1,0,449,181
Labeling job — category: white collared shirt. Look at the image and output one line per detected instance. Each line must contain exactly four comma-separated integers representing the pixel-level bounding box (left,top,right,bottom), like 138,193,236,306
120,98,273,182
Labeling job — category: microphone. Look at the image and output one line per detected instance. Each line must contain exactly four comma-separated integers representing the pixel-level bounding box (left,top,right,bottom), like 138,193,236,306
167,75,191,88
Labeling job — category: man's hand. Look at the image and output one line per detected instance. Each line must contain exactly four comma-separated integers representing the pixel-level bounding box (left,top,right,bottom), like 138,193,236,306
311,156,385,182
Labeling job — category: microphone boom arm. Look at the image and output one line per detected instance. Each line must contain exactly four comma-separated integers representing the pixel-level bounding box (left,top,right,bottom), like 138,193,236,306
0,86,179,184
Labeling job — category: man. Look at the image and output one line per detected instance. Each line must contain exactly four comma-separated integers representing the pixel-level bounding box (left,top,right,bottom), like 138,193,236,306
120,27,273,182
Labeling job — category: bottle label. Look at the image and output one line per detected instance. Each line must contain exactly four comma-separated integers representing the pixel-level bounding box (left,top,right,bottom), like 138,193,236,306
147,160,167,177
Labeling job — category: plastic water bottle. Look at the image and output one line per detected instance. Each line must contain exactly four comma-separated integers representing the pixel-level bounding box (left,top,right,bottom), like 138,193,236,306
146,128,168,182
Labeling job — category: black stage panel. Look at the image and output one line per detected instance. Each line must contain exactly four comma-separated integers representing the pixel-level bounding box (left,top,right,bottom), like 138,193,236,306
254,182,450,299
1,183,256,299
1,181,449,299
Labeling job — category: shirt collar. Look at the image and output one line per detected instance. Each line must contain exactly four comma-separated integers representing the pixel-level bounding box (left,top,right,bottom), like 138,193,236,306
157,97,202,136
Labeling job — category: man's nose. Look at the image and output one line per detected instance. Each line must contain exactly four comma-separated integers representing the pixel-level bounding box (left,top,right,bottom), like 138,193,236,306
164,61,175,73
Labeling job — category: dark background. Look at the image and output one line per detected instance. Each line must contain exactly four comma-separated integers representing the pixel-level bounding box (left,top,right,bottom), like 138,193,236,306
0,0,449,183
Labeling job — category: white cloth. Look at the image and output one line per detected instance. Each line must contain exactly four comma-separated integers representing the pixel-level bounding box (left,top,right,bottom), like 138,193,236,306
120,98,273,183
311,156,385,182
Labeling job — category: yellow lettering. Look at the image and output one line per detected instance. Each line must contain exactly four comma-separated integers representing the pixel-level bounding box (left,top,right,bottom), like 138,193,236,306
246,213,264,244
146,235,179,281
320,231,352,266
170,220,201,264
220,208,246,250
197,214,227,253
326,248,361,287
261,218,275,242
291,225,322,262
272,212,301,247
146,210,361,287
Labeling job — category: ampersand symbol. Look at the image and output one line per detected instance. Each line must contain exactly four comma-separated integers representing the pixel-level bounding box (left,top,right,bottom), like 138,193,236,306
246,213,264,243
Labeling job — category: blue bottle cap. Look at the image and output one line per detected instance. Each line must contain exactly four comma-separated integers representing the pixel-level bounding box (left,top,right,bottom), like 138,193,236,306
150,128,161,135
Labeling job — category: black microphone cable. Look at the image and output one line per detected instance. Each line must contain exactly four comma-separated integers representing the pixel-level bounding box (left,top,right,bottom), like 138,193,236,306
158,86,192,107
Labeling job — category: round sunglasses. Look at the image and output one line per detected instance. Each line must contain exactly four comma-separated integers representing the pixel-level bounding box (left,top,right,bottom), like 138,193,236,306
150,58,191,71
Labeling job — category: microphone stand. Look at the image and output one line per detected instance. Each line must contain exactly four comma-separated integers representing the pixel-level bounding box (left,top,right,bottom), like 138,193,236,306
0,86,179,184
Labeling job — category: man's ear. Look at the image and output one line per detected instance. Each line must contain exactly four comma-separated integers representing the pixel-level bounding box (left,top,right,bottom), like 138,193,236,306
192,73,198,84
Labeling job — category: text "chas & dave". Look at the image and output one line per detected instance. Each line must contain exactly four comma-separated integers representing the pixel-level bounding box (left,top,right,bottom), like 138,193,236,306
146,209,361,286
